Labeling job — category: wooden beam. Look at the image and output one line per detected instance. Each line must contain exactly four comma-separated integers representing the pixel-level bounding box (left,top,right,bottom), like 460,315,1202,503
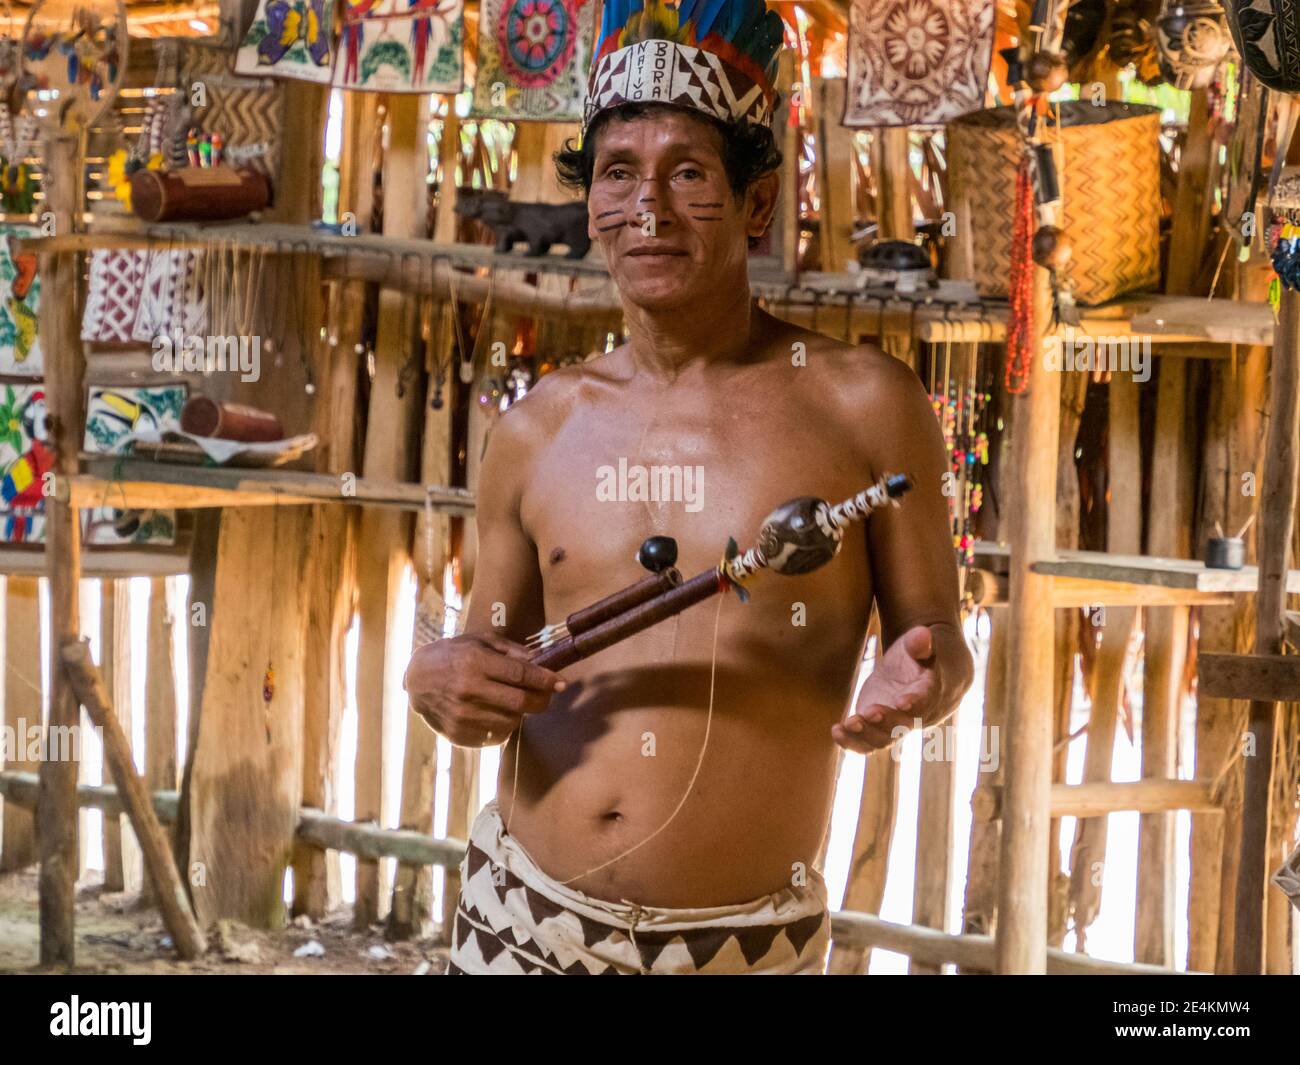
975,779,1221,820
830,910,1202,975
61,641,205,959
1199,653,1300,702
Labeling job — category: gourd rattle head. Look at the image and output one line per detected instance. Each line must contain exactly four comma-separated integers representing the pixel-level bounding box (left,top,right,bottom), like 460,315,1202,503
756,497,843,576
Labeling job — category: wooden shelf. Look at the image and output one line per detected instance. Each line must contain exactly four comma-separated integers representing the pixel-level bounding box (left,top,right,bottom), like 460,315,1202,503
972,542,1293,607
25,222,1271,346
71,455,475,514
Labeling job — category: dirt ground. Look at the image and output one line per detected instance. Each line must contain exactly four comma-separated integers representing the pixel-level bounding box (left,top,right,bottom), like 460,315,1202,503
0,867,451,974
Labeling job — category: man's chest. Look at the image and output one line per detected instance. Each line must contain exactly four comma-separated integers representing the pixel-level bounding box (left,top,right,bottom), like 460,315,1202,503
517,395,871,615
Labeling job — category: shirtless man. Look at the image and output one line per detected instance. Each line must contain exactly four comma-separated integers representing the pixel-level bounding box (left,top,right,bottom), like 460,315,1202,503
404,2,973,975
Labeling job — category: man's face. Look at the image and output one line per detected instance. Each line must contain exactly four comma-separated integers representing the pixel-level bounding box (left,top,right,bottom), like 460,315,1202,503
587,109,774,313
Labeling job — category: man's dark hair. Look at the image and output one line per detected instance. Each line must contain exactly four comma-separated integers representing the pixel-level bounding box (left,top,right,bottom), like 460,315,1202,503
554,101,782,199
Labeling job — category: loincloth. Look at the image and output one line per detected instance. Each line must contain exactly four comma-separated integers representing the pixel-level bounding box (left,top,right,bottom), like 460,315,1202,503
447,800,830,975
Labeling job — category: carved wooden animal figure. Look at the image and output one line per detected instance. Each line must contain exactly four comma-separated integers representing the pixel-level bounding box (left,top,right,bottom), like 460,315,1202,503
476,197,591,259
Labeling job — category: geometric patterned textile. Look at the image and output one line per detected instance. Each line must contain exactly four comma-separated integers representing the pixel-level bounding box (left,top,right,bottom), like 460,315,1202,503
843,0,993,127
81,250,147,343
81,248,206,345
585,39,774,128
470,0,596,121
1225,0,1300,92
447,801,831,975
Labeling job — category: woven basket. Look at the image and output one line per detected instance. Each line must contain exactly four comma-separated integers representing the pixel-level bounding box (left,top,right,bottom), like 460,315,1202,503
947,102,1162,306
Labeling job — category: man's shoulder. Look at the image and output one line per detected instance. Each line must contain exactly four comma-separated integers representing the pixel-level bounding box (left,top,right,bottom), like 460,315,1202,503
496,359,590,439
763,316,924,406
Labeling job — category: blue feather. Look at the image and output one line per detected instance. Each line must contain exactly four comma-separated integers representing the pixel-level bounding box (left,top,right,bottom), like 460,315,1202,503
692,0,728,39
730,2,764,56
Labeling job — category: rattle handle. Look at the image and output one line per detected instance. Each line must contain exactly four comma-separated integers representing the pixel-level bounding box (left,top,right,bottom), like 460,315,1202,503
531,568,726,671
565,569,682,638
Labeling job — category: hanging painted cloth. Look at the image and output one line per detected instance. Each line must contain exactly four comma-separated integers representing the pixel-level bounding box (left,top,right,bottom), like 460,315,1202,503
0,226,40,376
842,0,993,127
235,0,337,83
470,0,596,121
332,0,464,94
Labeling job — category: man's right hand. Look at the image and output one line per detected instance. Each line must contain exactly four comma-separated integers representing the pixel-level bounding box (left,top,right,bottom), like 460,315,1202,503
402,632,566,748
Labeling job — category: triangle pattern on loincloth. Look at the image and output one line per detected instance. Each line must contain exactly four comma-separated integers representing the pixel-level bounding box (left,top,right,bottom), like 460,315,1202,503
783,911,826,957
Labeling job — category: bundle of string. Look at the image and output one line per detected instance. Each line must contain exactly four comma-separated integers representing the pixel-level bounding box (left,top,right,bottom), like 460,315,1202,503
1004,154,1036,394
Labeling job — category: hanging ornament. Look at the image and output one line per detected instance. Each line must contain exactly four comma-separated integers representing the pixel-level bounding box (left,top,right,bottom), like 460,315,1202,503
21,0,127,135
1005,156,1036,395
1155,0,1233,91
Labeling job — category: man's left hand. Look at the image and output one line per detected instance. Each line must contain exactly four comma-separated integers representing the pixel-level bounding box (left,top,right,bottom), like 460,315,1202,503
832,625,946,753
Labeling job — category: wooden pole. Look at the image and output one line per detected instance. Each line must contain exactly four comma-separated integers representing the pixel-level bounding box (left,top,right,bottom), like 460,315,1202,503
353,93,427,925
1137,360,1192,966
814,77,855,273
910,721,955,973
874,129,914,242
37,130,84,967
142,576,178,906
0,576,40,871
960,608,1007,944
1190,265,1270,972
1066,371,1142,948
995,266,1059,973
60,640,205,959
1233,286,1300,973
99,579,138,894
390,305,454,939
1049,369,1089,947
826,748,898,973
1142,87,1210,967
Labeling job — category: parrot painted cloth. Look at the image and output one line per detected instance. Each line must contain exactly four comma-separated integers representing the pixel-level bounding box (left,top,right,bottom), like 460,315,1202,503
332,0,464,93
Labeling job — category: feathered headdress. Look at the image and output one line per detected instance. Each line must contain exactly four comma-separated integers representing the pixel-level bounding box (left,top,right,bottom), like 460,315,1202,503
584,0,785,130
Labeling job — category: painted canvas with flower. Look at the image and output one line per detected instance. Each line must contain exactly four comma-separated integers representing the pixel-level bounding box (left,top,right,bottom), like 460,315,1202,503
470,0,595,121
842,0,993,127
